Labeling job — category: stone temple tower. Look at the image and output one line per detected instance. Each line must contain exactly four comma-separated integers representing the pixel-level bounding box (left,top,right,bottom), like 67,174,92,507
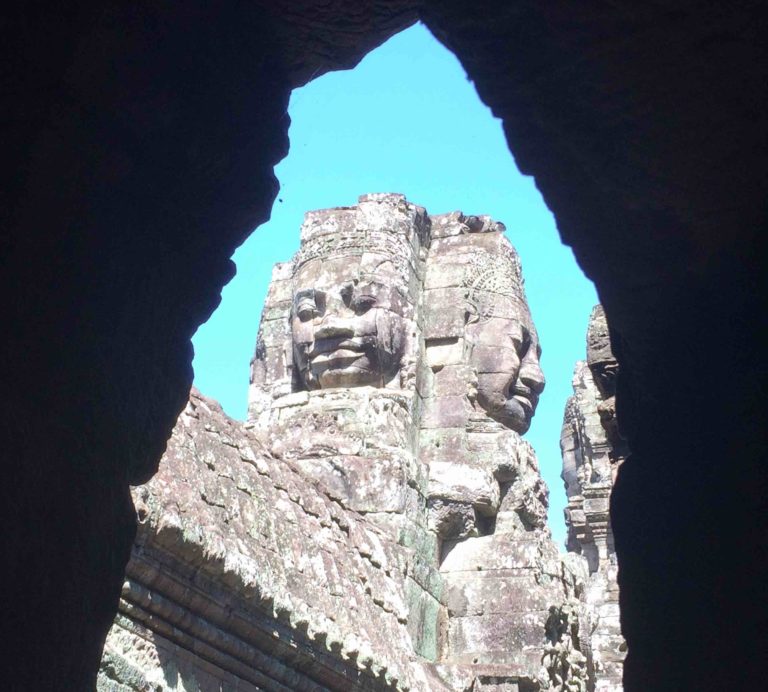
248,193,432,545
99,194,599,692
561,305,628,691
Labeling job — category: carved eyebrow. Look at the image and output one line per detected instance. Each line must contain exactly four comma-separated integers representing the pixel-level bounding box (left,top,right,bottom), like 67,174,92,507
294,288,325,318
294,288,316,303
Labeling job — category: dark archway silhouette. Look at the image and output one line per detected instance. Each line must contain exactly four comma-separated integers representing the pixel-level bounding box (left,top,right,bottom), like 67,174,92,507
3,3,765,690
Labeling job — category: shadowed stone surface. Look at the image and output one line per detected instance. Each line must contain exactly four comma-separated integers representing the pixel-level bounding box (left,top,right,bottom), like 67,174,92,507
4,4,766,690
100,196,592,691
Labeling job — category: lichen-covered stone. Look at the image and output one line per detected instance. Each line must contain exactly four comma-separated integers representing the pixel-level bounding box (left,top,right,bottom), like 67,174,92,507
101,195,594,691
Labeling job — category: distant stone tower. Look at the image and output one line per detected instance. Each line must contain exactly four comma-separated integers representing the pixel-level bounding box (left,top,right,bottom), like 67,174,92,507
561,305,628,691
99,194,595,692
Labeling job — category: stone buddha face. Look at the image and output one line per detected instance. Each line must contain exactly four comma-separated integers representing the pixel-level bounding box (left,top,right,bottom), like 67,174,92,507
291,256,408,389
586,305,618,400
464,250,545,434
468,309,545,434
585,305,624,453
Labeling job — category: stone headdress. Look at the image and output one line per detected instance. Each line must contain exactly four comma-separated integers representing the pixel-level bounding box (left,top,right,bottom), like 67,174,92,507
291,194,429,290
463,242,529,323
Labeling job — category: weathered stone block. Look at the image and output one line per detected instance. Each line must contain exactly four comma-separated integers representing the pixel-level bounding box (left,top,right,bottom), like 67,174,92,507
440,536,545,574
447,610,548,662
423,288,469,339
421,395,473,429
432,364,475,398
424,262,468,290
428,460,499,511
425,338,466,368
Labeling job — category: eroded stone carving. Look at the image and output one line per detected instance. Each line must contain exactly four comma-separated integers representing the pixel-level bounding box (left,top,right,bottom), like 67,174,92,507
421,214,548,543
100,195,596,692
585,305,627,468
464,242,545,434
289,194,425,390
291,266,406,388
413,211,590,690
247,194,430,541
561,305,628,691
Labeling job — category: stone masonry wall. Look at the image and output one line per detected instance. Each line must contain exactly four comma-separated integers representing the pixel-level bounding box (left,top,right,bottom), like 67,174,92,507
101,195,598,692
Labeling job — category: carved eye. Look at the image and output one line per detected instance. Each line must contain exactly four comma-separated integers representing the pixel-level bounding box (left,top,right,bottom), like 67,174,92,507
506,324,525,351
353,293,376,314
295,290,317,321
352,281,380,314
520,329,532,355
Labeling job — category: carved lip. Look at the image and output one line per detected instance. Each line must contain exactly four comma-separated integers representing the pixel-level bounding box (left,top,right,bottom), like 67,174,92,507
510,385,538,417
512,395,534,416
309,339,370,368
309,338,367,357
312,351,365,368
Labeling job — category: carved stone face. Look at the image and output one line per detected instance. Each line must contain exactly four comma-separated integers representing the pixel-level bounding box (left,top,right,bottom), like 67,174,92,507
468,310,545,433
291,257,407,389
586,304,617,399
590,361,619,400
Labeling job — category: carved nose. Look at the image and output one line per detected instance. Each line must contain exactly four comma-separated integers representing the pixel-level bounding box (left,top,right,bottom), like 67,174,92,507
314,318,355,340
519,358,546,395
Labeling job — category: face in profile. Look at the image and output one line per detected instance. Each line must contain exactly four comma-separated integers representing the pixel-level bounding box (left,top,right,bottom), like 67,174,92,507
290,257,407,389
589,360,618,400
467,306,545,434
586,304,617,400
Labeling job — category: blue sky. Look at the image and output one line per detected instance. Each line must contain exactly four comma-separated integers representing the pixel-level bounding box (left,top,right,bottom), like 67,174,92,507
191,23,597,548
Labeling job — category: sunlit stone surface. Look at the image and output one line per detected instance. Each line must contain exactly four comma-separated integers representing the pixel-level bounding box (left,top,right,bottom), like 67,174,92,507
99,195,597,691
561,306,628,691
